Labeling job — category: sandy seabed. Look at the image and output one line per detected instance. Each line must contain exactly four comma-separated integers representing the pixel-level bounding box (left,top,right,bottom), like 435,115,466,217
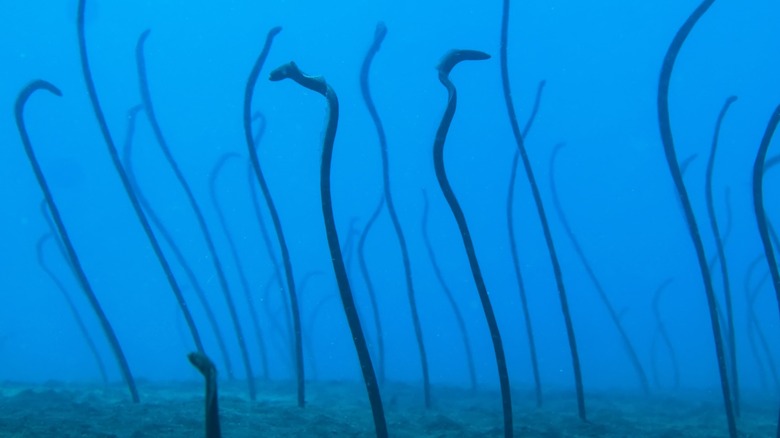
0,379,775,437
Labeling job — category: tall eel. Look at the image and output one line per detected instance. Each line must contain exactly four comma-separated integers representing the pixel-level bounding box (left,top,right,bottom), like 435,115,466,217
269,61,387,438
243,27,306,407
751,103,780,438
499,0,585,419
432,49,513,438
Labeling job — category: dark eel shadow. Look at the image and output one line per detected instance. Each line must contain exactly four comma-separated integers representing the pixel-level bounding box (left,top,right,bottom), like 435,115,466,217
269,61,387,438
432,49,514,438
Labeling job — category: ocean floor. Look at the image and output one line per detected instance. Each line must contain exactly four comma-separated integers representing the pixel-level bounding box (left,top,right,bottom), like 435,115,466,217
0,379,775,437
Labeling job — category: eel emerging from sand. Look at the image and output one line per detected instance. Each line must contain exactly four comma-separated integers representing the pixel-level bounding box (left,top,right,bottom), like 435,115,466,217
188,352,221,438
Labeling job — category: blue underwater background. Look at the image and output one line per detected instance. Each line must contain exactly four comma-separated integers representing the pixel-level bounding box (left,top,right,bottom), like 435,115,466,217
1,0,779,436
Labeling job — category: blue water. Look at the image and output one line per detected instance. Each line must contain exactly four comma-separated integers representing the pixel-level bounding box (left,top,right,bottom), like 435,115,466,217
1,0,779,435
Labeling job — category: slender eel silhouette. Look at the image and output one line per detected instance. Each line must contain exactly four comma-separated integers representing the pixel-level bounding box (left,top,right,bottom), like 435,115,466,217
549,142,650,394
36,232,109,385
356,195,387,385
751,103,780,438
269,61,387,438
136,31,255,398
77,0,205,393
210,153,270,380
705,96,739,415
420,190,477,392
244,27,306,407
500,0,585,419
657,1,736,435
506,79,545,406
189,352,221,438
121,105,235,380
433,49,513,438
650,278,679,389
360,22,431,407
14,80,138,401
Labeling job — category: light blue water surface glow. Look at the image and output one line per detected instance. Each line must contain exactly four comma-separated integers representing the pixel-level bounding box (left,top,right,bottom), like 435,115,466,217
0,0,778,421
